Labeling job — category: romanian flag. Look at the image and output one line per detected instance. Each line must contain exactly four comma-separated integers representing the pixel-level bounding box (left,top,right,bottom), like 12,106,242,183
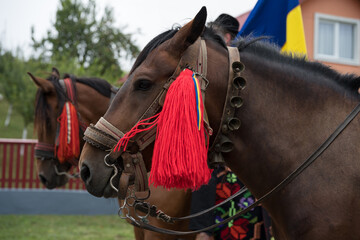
238,0,307,55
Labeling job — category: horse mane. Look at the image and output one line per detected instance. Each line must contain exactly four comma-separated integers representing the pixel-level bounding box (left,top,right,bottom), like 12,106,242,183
129,24,360,98
236,36,360,98
130,27,180,74
34,88,53,137
69,75,113,98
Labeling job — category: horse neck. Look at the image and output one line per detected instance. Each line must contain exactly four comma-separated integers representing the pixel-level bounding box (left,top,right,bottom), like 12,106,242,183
74,82,111,125
226,50,359,197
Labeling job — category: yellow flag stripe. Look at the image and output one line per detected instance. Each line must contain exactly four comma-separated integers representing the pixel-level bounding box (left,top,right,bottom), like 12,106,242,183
281,5,307,56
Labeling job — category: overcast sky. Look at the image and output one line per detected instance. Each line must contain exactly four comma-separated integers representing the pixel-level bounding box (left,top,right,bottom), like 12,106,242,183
0,0,257,70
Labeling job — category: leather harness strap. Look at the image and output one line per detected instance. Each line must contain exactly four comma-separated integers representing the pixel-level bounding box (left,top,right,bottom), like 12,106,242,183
118,152,149,199
84,117,124,151
34,142,56,160
207,46,245,168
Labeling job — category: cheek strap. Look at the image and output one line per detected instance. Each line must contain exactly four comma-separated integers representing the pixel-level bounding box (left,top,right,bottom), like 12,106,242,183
35,142,55,160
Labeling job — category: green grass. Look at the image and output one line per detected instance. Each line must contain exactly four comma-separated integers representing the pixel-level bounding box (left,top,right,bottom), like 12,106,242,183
0,215,135,240
0,99,35,139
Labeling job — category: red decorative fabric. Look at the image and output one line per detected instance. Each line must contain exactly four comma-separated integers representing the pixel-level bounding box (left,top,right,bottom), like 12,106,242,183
56,102,80,164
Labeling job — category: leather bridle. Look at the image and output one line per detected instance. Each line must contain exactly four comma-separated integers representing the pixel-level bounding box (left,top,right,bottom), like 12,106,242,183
83,37,250,227
84,38,216,199
83,35,360,235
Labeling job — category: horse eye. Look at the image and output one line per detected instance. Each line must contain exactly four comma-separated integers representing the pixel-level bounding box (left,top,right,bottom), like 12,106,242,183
135,79,153,91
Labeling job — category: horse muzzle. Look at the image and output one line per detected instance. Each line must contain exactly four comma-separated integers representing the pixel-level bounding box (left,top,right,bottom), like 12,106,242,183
79,143,118,198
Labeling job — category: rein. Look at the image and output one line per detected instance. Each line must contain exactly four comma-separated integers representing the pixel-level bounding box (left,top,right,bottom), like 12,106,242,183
125,97,360,236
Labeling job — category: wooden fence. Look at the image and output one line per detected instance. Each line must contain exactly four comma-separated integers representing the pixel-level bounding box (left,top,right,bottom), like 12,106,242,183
0,138,85,190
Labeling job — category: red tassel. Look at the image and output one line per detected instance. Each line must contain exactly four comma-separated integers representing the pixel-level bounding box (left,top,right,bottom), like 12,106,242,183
56,102,80,164
149,69,211,190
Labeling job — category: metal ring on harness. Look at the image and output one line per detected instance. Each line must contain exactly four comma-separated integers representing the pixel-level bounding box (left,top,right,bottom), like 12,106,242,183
134,201,151,221
118,205,130,220
103,153,120,192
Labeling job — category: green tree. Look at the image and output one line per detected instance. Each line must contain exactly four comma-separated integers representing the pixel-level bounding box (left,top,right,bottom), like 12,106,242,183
0,47,37,137
32,0,139,83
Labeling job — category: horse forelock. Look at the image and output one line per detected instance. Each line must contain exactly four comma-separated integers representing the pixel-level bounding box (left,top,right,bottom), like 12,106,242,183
34,74,65,138
236,36,360,99
76,77,113,98
130,28,180,74
34,88,53,137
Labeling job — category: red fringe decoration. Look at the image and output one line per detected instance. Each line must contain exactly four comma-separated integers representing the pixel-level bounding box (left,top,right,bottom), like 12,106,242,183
114,113,160,152
149,69,211,190
56,102,80,164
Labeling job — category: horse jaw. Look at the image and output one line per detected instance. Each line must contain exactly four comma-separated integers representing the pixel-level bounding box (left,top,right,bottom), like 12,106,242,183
79,143,118,198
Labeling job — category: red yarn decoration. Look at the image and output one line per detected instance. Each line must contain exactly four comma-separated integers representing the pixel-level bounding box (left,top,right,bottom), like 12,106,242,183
149,69,211,190
114,113,160,152
56,102,80,164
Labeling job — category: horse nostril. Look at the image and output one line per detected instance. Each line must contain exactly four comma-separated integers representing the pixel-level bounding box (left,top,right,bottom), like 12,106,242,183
39,174,47,186
80,163,91,184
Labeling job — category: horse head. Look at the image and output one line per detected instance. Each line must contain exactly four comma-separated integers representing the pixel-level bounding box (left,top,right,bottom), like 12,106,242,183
29,68,73,189
79,7,229,198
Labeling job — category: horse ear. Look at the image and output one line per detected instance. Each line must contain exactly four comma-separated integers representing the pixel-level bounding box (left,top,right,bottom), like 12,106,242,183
27,72,55,93
52,67,60,78
168,7,207,54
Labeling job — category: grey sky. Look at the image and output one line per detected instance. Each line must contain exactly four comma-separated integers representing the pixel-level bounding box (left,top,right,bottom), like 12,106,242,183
0,0,256,70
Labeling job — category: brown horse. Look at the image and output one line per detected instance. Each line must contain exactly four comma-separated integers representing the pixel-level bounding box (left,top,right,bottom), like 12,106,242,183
29,68,112,189
29,68,193,240
79,7,360,240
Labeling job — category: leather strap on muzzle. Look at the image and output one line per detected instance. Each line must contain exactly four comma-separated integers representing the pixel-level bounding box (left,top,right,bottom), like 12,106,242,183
84,117,124,151
35,142,55,160
118,152,148,199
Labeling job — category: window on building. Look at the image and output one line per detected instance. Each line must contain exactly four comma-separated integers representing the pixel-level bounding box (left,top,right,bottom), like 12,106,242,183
314,13,359,66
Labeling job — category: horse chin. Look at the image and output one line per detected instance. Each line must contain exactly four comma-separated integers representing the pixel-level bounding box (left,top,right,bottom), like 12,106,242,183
37,159,69,189
84,170,118,198
80,143,118,198
46,175,69,189
102,183,118,198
